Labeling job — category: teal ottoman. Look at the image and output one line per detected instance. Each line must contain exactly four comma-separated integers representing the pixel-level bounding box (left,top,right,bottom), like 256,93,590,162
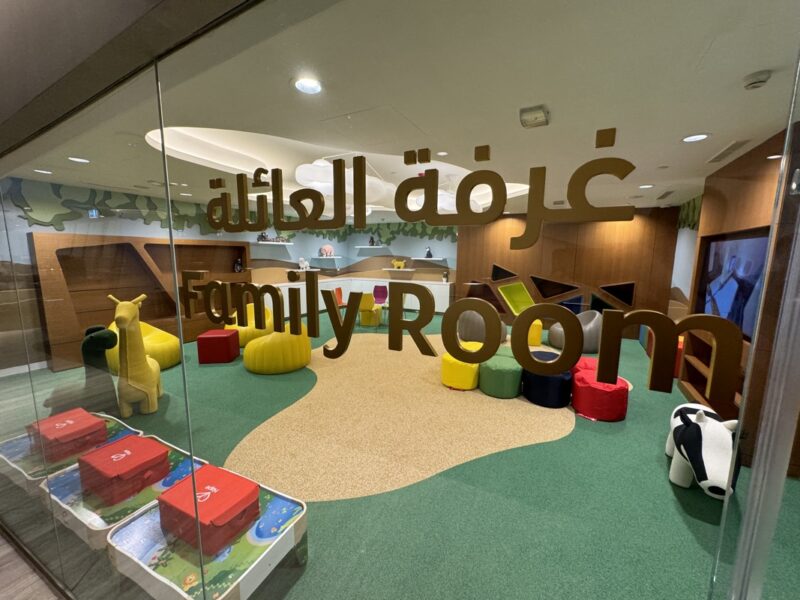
479,349,522,399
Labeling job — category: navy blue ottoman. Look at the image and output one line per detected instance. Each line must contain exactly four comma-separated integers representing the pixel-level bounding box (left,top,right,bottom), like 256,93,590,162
521,351,573,408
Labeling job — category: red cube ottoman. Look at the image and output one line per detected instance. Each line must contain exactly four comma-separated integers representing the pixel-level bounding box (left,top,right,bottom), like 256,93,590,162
79,436,170,505
27,408,107,463
158,464,260,556
197,329,239,364
572,369,629,422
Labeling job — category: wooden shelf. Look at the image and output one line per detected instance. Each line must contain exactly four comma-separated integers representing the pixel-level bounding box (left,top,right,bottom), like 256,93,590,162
677,380,711,408
677,329,746,421
382,268,416,272
684,354,710,378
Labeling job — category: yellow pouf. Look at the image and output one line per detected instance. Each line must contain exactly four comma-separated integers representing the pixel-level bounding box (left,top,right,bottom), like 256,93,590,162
106,321,180,375
441,341,483,390
528,319,543,346
225,303,274,347
358,293,382,327
243,325,311,375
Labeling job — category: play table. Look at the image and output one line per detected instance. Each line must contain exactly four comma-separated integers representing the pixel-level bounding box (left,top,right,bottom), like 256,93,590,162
40,436,204,549
108,484,307,600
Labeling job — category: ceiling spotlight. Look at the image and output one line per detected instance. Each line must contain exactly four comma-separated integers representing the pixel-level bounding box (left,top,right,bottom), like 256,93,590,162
294,78,322,94
33,169,53,175
179,192,192,197
180,183,189,187
639,184,654,189
436,151,448,157
68,156,91,163
767,154,782,160
682,134,709,143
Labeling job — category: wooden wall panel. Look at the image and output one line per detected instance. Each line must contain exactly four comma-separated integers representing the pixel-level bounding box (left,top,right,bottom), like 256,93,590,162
31,233,250,371
694,129,800,476
456,209,679,314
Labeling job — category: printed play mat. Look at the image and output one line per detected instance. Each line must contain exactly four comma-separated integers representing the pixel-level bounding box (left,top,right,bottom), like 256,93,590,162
108,487,306,600
0,414,140,494
41,436,204,549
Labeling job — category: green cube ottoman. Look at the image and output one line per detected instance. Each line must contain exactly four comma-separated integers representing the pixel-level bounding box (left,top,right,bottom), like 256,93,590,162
479,351,522,399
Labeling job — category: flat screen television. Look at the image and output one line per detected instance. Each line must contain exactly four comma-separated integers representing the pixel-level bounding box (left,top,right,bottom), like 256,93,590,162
695,227,770,342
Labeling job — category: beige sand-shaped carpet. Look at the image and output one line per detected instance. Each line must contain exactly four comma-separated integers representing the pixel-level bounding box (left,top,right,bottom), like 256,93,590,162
225,334,575,501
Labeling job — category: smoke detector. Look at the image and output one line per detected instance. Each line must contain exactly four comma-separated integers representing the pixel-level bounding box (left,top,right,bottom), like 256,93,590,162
743,70,772,90
519,105,550,129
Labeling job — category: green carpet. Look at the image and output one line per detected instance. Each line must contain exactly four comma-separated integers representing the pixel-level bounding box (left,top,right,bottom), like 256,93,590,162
3,314,798,598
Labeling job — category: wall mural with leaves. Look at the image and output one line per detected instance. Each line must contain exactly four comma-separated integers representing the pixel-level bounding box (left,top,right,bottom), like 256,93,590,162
275,221,458,244
1,178,215,233
2,178,458,244
677,195,702,230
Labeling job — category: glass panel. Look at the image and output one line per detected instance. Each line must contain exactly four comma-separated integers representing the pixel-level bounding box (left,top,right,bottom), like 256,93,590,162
709,60,800,599
0,2,798,599
152,3,800,599
0,68,206,599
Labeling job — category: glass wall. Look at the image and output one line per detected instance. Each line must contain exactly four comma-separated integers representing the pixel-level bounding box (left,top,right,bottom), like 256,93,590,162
0,68,207,598
1,1,799,599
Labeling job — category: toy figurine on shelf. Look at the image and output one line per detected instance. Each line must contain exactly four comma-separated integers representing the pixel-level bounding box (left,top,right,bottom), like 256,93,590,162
298,257,309,270
256,231,267,242
425,246,433,259
369,235,376,247
233,257,243,273
442,271,449,283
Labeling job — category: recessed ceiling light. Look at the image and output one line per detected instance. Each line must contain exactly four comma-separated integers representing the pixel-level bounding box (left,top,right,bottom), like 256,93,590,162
767,154,782,160
169,182,179,186
436,151,448,157
33,169,52,175
682,134,709,143
294,78,322,94
639,184,654,189
68,156,91,163
179,192,192,197
180,183,189,187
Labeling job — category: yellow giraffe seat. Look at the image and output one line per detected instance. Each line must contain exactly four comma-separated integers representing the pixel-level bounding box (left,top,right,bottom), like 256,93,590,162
243,325,311,375
225,303,274,347
109,294,163,418
106,321,180,375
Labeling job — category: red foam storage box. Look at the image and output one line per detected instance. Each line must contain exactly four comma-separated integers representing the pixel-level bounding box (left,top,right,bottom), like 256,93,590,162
27,408,107,463
79,436,170,506
158,464,260,556
572,370,629,422
197,329,240,364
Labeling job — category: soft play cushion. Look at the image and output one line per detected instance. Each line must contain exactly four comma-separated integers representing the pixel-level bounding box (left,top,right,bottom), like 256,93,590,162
479,352,522,398
441,341,482,390
243,325,311,374
572,370,628,422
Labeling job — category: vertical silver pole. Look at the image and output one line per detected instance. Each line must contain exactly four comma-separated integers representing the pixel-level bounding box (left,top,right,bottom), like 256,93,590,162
154,61,207,599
